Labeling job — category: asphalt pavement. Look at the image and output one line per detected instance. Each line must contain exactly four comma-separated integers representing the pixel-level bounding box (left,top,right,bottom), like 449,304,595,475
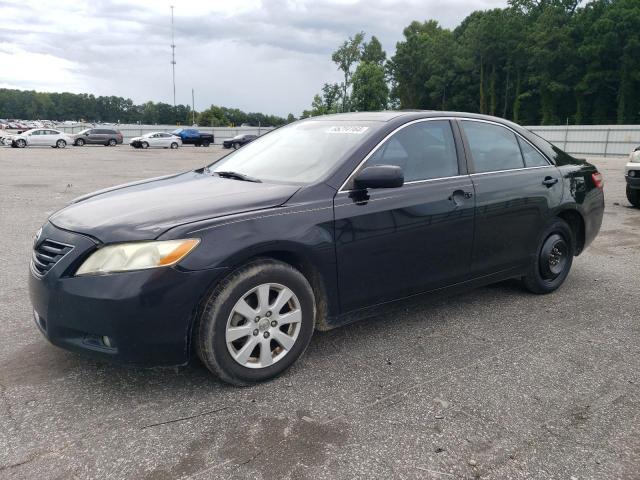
0,144,638,479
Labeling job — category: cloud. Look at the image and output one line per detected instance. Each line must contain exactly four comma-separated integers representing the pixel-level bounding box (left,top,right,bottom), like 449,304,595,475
0,0,507,117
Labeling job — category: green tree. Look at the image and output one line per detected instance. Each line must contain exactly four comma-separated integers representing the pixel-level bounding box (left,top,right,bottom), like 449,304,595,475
351,62,389,111
361,36,386,65
331,32,365,112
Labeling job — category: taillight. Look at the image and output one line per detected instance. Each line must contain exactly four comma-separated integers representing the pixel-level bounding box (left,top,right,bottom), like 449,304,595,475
592,172,604,189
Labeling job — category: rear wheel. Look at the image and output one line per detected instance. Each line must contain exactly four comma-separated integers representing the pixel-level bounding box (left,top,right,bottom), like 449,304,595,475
196,259,315,385
56,139,66,149
627,185,640,207
522,218,574,294
170,142,179,149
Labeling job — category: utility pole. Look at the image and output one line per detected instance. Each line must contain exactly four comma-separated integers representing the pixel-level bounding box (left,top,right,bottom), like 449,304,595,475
170,6,177,123
192,88,195,125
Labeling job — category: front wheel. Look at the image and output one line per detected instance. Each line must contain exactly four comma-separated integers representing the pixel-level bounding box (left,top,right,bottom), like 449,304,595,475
522,218,574,294
627,185,640,207
56,139,66,149
141,141,149,149
202,141,210,147
233,142,238,150
108,139,117,146
16,139,26,148
196,259,316,385
75,138,85,146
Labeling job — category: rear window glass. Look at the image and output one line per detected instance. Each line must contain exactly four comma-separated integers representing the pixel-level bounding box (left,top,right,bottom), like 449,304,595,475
461,121,525,173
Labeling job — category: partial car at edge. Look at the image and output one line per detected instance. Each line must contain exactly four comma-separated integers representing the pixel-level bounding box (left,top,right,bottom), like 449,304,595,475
625,147,640,207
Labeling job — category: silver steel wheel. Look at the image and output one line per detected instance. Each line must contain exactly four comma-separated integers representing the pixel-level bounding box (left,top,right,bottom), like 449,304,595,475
225,283,302,369
56,139,66,148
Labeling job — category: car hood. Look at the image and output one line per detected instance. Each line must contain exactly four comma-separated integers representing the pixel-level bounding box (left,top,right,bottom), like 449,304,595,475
49,171,300,243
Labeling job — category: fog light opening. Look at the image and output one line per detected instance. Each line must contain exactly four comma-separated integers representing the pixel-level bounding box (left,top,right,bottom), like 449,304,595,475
629,170,637,178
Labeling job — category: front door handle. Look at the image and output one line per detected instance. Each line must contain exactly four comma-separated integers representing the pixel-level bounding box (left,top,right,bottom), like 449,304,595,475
543,176,559,187
449,190,473,206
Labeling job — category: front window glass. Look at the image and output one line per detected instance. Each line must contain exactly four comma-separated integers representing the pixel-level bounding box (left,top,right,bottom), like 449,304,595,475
363,120,458,182
461,121,525,173
212,121,377,184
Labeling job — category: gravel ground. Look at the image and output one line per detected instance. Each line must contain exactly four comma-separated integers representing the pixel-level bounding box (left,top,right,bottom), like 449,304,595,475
0,145,638,480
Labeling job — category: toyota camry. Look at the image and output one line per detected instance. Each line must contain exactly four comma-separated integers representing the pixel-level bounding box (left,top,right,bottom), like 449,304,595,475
29,111,604,385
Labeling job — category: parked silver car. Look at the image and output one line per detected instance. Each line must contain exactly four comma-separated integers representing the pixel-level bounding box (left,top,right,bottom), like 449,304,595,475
7,129,73,148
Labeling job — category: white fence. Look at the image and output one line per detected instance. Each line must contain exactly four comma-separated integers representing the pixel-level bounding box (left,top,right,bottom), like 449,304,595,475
55,124,276,144
527,125,640,157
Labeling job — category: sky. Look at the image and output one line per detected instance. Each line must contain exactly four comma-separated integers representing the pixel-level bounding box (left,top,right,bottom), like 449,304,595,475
0,0,507,117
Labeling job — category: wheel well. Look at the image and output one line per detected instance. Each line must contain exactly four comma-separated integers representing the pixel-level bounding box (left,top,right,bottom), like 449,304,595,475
245,251,331,331
557,210,585,255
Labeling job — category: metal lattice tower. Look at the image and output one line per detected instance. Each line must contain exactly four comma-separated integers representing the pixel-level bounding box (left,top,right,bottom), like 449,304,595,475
170,6,176,113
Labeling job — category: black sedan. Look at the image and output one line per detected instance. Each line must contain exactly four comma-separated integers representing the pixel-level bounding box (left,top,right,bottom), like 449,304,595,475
223,133,257,149
29,111,604,385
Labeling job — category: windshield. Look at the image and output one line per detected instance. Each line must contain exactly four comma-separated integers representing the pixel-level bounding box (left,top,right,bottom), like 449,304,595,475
171,129,183,135
78,128,90,135
212,120,377,184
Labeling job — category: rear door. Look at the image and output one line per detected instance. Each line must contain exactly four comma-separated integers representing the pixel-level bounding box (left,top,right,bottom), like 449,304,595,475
458,119,563,276
334,119,475,312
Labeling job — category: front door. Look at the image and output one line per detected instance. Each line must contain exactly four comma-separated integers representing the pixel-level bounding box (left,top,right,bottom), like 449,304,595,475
334,119,475,312
457,119,564,276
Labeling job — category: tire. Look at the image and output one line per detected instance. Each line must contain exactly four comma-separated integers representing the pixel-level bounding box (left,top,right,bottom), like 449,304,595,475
56,139,66,149
627,185,640,208
141,141,149,149
522,218,574,294
202,140,210,147
196,259,316,385
233,142,238,150
75,138,85,146
16,139,26,148
170,142,179,149
108,139,117,146
195,143,201,147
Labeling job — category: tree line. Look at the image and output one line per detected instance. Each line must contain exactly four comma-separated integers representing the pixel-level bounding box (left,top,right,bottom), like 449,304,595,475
304,0,640,125
0,88,290,127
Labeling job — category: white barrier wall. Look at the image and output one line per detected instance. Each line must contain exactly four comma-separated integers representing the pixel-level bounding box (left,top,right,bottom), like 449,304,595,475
526,125,640,157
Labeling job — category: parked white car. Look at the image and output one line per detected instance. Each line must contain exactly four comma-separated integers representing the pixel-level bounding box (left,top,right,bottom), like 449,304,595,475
6,129,73,148
625,147,640,207
130,132,182,149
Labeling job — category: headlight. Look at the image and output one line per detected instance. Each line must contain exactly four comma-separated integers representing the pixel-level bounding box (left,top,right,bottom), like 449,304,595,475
75,239,200,276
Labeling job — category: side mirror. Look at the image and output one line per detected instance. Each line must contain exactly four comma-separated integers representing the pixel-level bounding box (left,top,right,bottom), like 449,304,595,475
353,165,404,190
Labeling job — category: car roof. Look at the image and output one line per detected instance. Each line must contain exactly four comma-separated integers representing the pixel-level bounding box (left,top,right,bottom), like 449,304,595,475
303,110,523,129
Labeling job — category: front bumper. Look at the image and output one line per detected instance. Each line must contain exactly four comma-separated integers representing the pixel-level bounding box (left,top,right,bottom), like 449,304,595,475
625,162,640,189
28,222,226,366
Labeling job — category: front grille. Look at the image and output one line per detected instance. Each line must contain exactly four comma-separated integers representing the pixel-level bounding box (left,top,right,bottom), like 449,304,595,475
31,239,74,276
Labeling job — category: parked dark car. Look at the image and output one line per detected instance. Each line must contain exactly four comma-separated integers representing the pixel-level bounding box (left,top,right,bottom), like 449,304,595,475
29,111,604,385
73,128,123,146
223,134,258,149
171,128,214,147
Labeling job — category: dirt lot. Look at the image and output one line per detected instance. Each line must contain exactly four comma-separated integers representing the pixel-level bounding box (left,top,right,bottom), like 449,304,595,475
0,144,638,479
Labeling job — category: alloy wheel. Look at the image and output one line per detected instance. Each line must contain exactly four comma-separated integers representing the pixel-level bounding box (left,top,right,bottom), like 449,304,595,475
225,283,302,369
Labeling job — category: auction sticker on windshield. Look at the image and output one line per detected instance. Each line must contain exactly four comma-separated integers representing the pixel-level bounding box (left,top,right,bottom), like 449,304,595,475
325,126,369,134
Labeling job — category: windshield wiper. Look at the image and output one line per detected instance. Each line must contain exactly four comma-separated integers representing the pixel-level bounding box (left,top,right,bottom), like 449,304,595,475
214,171,262,183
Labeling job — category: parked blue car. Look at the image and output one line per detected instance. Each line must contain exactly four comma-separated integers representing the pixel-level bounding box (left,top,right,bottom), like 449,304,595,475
171,128,214,147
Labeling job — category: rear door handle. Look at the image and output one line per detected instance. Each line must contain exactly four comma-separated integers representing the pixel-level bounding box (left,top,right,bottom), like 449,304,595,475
543,176,559,187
